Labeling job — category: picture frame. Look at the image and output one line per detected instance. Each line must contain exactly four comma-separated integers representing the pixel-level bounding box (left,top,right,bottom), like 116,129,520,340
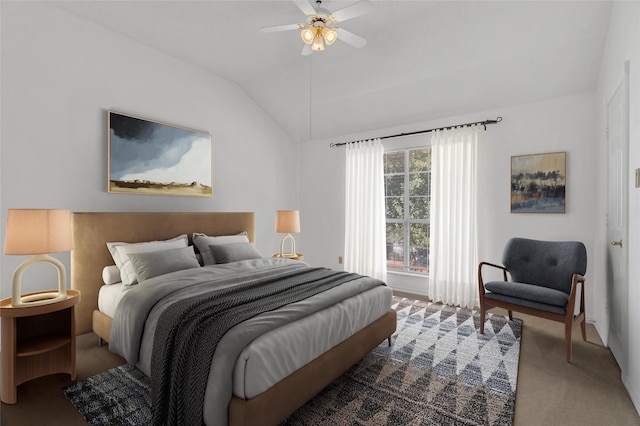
510,151,566,213
108,111,212,197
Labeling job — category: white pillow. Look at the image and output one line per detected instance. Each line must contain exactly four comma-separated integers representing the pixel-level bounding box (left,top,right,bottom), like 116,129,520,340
192,232,249,265
102,265,121,285
106,234,188,285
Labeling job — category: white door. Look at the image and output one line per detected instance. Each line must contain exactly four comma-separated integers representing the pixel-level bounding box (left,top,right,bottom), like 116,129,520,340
606,68,629,373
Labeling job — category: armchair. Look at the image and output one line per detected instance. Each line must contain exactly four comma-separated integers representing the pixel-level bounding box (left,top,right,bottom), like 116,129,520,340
478,237,587,362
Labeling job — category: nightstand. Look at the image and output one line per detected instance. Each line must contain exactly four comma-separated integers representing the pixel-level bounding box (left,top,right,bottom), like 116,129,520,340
272,253,305,261
0,289,80,404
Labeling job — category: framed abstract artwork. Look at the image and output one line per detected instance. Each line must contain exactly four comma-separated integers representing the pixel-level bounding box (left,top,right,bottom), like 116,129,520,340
510,151,566,213
108,111,212,197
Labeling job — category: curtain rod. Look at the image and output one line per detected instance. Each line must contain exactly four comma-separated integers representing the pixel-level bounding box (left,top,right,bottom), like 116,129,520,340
329,116,503,147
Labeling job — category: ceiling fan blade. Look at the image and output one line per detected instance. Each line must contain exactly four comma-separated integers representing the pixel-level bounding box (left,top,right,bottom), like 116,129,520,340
293,0,316,16
260,23,302,33
337,28,367,48
331,0,373,22
301,43,312,56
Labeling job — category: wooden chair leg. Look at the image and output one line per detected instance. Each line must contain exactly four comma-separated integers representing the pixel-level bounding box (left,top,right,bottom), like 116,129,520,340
508,310,513,321
580,280,587,341
480,303,485,334
565,319,573,363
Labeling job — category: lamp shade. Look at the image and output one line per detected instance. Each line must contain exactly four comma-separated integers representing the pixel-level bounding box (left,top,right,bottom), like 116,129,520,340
4,209,73,255
322,27,337,45
301,27,314,44
312,31,325,52
275,210,300,234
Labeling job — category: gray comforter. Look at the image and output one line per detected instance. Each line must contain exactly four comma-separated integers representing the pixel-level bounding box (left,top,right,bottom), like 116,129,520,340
110,258,386,425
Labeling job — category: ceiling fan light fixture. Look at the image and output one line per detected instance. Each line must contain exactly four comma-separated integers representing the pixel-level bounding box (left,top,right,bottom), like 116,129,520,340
321,26,337,45
262,0,371,55
301,26,315,44
312,30,325,51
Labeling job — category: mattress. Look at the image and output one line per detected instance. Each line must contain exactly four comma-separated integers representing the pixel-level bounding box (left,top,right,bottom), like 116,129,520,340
97,272,392,399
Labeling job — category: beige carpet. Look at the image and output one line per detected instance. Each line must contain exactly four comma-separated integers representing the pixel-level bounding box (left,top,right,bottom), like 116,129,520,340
1,294,639,425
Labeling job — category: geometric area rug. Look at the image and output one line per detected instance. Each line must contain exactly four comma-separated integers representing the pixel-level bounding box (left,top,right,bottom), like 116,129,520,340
63,297,522,426
283,297,523,425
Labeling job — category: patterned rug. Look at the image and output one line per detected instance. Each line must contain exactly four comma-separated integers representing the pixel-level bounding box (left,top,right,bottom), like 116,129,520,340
64,363,151,425
64,297,522,425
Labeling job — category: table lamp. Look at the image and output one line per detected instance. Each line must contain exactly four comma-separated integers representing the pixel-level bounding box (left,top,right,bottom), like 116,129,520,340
4,209,73,307
275,210,300,258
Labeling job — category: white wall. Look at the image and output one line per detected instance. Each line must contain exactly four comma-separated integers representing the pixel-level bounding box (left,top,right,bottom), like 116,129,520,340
0,2,298,299
595,1,640,413
299,91,598,313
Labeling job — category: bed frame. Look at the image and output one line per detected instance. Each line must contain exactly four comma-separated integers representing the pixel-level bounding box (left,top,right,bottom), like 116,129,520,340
70,211,396,426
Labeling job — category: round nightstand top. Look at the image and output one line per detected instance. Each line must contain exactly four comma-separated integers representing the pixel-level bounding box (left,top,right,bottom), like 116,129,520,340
272,253,304,261
0,289,80,317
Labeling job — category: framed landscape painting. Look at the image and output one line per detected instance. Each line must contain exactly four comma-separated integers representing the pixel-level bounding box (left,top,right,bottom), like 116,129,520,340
108,111,212,197
510,151,566,213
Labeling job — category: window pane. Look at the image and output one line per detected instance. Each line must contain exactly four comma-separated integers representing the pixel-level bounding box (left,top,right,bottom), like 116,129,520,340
385,197,404,219
409,223,429,273
384,175,404,197
409,171,430,196
386,223,404,272
384,147,430,276
409,196,429,219
409,148,431,172
384,151,405,174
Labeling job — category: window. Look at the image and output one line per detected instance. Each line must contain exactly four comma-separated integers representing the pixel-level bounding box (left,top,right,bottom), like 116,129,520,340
384,147,431,274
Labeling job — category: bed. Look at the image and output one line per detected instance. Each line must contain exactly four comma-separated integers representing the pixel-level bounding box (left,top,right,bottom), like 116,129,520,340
70,212,397,426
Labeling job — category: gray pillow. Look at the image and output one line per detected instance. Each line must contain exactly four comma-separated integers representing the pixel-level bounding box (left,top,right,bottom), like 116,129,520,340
193,232,250,265
208,243,263,264
127,245,200,282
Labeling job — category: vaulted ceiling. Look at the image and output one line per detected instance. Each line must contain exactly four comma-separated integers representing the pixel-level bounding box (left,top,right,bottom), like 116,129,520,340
52,1,612,143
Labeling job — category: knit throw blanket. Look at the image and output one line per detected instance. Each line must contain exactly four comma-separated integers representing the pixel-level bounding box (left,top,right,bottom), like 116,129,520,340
151,267,365,426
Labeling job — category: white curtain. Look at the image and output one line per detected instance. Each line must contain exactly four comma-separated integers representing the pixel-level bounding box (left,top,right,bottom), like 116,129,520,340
344,139,387,282
429,125,479,308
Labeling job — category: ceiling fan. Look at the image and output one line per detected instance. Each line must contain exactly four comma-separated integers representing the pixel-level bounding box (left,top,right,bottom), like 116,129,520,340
260,0,373,55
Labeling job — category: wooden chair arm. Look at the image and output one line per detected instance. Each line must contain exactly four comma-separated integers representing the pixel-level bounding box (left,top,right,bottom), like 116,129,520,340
478,262,509,298
478,262,509,282
566,273,586,322
479,261,507,273
572,273,586,284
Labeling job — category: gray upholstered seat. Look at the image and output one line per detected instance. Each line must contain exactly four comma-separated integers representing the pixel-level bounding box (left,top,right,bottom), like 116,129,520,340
478,237,587,362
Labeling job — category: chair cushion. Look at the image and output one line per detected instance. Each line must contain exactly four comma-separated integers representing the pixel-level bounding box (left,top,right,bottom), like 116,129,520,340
484,280,569,307
483,292,567,315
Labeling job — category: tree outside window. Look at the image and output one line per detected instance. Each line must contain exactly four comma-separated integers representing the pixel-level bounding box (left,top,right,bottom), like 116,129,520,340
384,148,431,274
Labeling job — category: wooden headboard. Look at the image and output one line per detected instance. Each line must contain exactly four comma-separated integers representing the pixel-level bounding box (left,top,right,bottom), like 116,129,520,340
71,212,255,335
